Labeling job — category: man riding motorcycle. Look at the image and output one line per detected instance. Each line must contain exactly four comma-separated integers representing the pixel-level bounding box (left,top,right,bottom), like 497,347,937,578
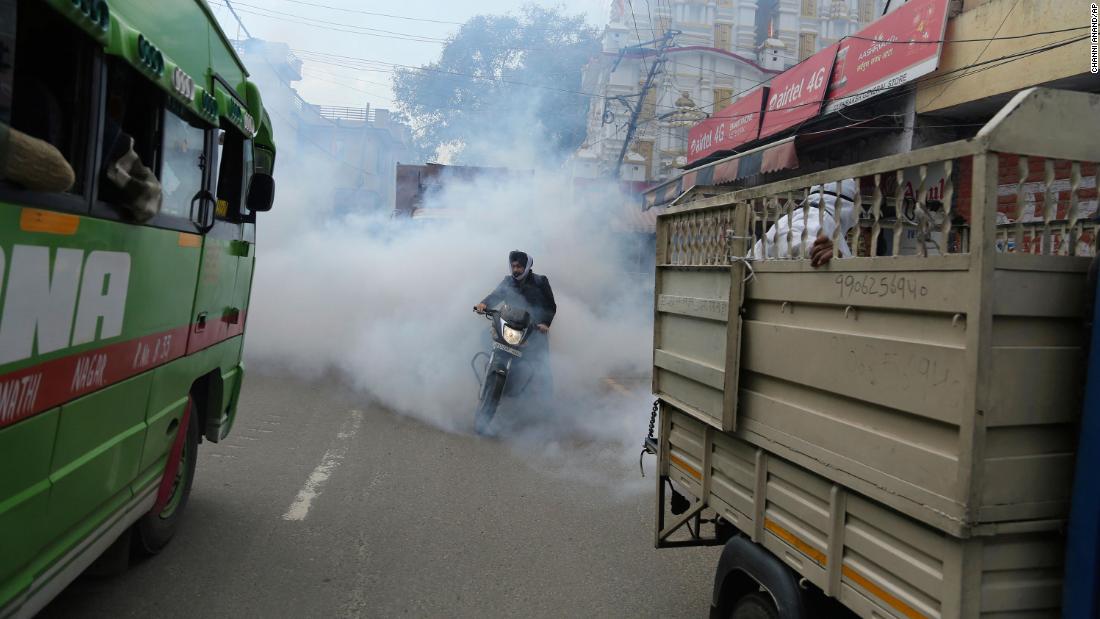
474,250,556,397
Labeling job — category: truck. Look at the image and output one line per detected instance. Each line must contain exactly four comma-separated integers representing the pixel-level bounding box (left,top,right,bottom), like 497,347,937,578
643,87,1099,618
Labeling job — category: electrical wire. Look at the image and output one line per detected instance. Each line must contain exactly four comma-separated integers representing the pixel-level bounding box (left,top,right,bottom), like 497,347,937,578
291,49,611,101
580,32,1088,153
209,1,448,43
212,0,597,54
222,0,251,38
221,2,1087,116
299,71,399,104
220,0,1089,168
614,25,1089,86
626,0,652,76
301,65,397,91
293,28,1084,127
219,9,383,175
644,0,657,41
262,0,464,25
921,0,1022,109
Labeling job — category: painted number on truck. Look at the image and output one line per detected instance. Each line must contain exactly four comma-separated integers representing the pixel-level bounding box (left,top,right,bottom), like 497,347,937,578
835,273,928,301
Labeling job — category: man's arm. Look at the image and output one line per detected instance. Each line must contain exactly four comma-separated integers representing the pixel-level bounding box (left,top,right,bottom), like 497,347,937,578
480,278,508,308
537,276,557,327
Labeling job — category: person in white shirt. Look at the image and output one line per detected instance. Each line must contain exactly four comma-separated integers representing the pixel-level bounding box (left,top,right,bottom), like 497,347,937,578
752,179,858,267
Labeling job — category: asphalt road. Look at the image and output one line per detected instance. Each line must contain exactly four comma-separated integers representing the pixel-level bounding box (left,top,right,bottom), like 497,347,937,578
40,372,720,618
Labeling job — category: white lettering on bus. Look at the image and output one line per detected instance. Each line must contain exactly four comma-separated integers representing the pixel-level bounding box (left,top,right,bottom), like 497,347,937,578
71,353,108,392
71,251,131,346
0,246,83,364
0,373,43,425
0,246,130,366
132,333,174,371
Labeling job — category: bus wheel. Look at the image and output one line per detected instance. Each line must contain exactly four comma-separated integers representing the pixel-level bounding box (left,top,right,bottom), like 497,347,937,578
135,399,200,555
731,593,779,619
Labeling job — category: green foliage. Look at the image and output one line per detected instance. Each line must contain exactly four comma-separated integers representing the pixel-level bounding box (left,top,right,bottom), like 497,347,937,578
393,6,599,164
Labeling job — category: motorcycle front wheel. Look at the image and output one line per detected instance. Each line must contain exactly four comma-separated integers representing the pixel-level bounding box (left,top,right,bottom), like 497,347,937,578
475,371,506,436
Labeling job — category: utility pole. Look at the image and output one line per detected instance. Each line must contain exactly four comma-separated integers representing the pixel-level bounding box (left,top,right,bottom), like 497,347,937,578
612,31,676,179
224,0,252,39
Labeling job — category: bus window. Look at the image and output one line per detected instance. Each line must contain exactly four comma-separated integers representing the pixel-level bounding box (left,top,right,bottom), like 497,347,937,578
97,59,163,222
0,0,94,199
160,109,206,219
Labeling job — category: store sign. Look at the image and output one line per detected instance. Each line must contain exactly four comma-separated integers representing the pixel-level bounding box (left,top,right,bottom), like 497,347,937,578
824,0,950,113
901,161,949,203
687,88,766,163
759,43,838,139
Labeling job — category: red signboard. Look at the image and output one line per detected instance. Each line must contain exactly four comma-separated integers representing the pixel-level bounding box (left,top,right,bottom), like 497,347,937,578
759,43,838,139
824,0,949,113
686,88,766,164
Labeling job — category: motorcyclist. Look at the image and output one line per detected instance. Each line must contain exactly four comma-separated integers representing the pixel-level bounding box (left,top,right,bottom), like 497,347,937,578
475,250,556,396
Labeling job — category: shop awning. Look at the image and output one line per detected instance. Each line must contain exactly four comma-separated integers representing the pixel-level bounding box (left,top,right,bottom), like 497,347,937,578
642,136,799,210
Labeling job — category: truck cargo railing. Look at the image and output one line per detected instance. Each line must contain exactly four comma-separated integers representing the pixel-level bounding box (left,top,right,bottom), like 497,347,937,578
653,87,1097,538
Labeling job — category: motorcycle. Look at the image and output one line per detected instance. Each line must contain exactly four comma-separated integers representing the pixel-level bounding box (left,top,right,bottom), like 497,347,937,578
471,305,539,435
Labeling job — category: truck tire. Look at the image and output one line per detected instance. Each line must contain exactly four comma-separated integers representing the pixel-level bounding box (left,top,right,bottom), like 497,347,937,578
711,536,806,619
731,593,779,619
475,372,505,435
134,402,199,555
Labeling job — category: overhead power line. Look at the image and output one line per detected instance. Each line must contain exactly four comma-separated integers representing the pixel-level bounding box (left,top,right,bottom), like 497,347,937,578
212,0,596,54
209,1,448,43
265,0,464,25
580,33,1088,154
222,0,251,38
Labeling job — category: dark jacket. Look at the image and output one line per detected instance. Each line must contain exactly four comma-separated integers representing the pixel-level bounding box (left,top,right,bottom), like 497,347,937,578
482,273,557,327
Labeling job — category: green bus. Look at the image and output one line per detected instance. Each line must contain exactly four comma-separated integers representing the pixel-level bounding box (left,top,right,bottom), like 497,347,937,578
0,0,275,615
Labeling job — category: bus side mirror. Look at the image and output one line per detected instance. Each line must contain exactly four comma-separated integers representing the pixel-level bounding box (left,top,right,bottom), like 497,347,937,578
246,173,275,212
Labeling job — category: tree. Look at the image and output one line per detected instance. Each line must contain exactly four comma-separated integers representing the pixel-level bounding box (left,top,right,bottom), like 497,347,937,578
393,6,599,164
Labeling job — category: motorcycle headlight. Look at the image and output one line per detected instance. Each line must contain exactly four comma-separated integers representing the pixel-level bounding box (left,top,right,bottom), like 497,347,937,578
501,324,524,346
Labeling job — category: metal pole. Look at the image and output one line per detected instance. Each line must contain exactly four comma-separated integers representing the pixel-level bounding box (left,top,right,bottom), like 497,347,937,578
612,34,674,179
223,0,253,39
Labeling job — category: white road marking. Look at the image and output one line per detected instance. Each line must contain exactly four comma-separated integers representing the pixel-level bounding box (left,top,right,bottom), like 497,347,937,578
282,409,363,521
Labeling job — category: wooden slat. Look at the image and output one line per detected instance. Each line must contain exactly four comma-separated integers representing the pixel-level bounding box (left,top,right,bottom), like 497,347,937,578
741,321,969,425
991,269,1087,317
654,349,726,391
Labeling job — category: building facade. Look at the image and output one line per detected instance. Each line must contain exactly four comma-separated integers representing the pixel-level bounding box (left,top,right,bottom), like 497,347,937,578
571,0,882,182
234,39,414,216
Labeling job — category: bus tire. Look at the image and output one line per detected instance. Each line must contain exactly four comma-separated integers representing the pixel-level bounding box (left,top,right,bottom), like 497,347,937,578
134,402,200,556
731,593,779,619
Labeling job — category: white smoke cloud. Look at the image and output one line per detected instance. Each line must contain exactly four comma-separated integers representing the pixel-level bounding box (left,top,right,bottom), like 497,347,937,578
243,47,657,490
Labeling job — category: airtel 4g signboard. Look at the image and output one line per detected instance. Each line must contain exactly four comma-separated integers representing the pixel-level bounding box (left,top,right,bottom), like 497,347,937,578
759,43,839,139
687,88,766,164
824,0,950,113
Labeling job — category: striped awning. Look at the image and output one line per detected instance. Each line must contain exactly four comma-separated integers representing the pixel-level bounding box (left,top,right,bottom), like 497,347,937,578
643,137,799,210
612,200,663,233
